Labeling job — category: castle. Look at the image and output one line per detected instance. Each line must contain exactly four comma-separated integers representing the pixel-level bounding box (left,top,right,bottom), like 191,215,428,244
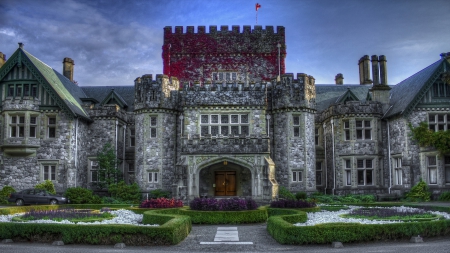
0,26,449,200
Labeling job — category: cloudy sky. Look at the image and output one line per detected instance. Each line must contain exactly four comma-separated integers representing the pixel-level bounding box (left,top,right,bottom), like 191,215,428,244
1,0,449,86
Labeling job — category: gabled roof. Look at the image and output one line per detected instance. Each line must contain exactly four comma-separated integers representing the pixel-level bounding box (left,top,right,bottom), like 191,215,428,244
385,58,449,118
315,85,371,112
335,88,360,104
0,47,90,120
81,86,135,111
100,89,129,108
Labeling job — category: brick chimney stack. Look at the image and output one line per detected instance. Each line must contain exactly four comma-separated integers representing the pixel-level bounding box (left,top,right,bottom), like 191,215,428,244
0,52,6,68
379,55,388,85
63,57,75,81
335,73,344,85
358,55,372,85
371,55,380,86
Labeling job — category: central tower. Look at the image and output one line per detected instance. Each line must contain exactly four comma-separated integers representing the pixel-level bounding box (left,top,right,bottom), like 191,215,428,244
162,25,286,84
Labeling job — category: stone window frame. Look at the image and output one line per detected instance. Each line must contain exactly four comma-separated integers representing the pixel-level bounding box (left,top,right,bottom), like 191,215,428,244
45,114,57,139
344,159,352,186
129,128,135,147
293,114,301,138
393,156,403,185
88,158,101,183
211,71,239,82
38,160,59,182
356,158,374,186
343,120,351,141
148,171,159,183
316,161,323,186
199,113,249,137
427,155,438,185
291,170,303,183
355,119,372,140
6,83,38,98
7,112,40,138
314,127,320,145
445,155,450,184
428,113,450,132
149,115,157,138
126,162,135,184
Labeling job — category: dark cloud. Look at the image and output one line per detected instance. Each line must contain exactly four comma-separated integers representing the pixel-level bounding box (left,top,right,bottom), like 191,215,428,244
1,0,449,86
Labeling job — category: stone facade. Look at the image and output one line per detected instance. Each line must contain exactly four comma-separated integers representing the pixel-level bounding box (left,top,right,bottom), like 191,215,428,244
0,27,449,201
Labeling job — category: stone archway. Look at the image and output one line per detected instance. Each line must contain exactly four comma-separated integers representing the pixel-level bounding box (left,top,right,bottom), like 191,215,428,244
198,161,252,197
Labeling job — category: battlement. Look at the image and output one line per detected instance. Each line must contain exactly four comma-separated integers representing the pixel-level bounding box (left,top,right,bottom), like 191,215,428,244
134,74,179,89
164,25,285,35
275,73,316,87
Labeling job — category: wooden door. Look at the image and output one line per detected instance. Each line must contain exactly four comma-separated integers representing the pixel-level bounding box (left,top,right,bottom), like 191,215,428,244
215,171,236,196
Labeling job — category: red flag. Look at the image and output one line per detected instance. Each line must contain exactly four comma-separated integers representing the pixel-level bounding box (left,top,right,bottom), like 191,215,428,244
256,3,261,11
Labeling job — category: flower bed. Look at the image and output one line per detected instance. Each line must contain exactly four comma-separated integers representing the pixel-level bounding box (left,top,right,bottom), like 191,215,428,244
0,205,190,245
267,205,450,244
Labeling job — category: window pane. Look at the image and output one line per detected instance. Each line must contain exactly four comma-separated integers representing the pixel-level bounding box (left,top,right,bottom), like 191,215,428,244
365,129,371,139
357,170,364,185
293,116,300,125
48,127,56,138
364,120,371,127
30,117,37,124
293,127,299,137
241,126,249,135
29,126,36,137
148,173,152,182
445,167,450,183
231,115,239,123
346,160,351,168
91,171,98,182
221,126,229,136
19,116,25,124
316,171,322,185
357,160,364,168
221,115,229,123
150,117,157,126
11,126,16,137
292,171,297,182
344,121,349,128
240,114,248,124
19,127,24,137
154,173,158,182
429,114,435,122
231,126,239,135
356,130,362,139
366,170,373,185
150,128,157,138
366,159,373,168
51,166,56,181
48,117,56,124
44,166,49,180
211,126,219,136
356,121,362,127
429,168,437,184
346,170,351,185
201,126,208,136
11,116,17,124
211,115,219,123
428,156,436,166
345,130,350,140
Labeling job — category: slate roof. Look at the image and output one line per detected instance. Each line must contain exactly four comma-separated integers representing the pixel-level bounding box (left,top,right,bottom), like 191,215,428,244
81,86,135,111
384,58,447,118
315,85,371,112
21,49,90,120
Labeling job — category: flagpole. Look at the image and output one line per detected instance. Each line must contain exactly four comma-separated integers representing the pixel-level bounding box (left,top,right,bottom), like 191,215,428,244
256,9,258,24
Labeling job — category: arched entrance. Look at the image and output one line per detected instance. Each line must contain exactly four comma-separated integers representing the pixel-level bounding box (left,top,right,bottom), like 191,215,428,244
198,161,252,197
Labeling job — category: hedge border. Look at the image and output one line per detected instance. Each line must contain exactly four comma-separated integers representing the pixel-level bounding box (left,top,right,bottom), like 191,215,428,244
0,205,191,245
143,206,269,224
267,205,450,244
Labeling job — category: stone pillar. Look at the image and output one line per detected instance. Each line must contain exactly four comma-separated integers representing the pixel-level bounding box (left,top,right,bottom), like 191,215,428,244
379,55,388,85
0,52,6,68
63,57,75,81
358,57,364,84
335,73,344,85
371,55,380,86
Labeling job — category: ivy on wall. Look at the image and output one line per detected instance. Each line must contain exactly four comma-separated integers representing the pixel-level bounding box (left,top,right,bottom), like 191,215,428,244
409,122,450,154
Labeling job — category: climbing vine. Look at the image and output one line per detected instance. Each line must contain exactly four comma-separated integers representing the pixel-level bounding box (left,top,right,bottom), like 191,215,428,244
409,122,450,154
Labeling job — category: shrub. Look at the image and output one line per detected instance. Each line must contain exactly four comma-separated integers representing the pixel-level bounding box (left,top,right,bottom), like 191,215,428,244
189,197,258,211
140,198,183,208
64,187,102,204
438,191,450,201
295,192,307,200
0,186,16,204
108,181,141,204
35,180,56,194
148,189,171,199
270,199,317,208
406,179,431,202
278,186,296,200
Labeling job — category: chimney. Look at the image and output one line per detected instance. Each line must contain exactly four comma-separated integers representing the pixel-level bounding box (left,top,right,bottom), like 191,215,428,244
335,73,344,85
379,55,388,85
371,55,380,86
63,57,75,81
360,55,372,85
0,52,6,68
18,42,24,49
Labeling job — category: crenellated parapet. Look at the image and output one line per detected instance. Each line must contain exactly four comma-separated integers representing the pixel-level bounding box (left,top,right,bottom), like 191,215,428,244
134,74,179,111
163,25,286,83
87,104,129,121
317,100,384,122
271,73,316,110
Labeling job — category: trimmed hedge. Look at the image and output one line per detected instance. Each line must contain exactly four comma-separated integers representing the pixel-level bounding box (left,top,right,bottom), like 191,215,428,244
144,206,268,224
267,205,450,244
0,205,191,245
